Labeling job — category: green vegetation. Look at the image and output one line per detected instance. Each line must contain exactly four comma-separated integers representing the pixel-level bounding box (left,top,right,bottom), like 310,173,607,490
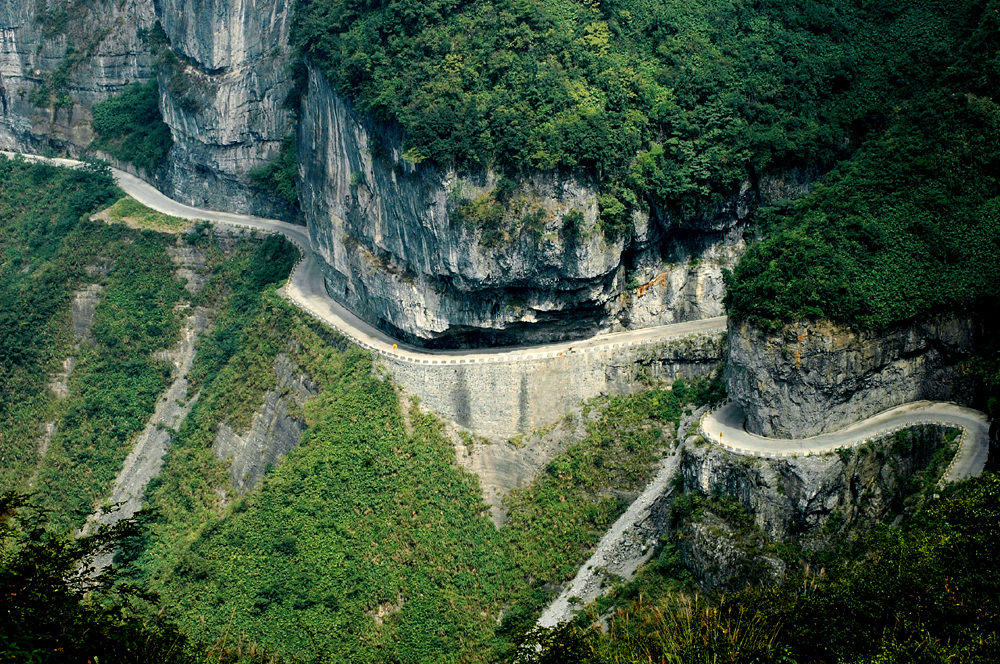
0,156,122,493
249,135,300,206
103,196,193,232
294,0,994,240
724,1,1000,331
726,91,1000,331
522,472,1000,664
90,81,174,174
0,156,193,530
123,289,724,664
295,0,852,198
0,491,293,663
0,491,195,664
31,217,185,530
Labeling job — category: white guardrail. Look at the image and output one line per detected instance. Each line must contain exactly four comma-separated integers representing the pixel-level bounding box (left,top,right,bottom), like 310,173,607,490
219,222,722,367
697,399,967,487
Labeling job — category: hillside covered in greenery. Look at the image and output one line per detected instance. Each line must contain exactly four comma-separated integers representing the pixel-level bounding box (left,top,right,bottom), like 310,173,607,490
521,472,1000,663
296,0,857,227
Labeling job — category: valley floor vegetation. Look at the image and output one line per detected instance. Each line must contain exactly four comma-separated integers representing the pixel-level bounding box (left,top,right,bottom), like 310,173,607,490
519,473,1000,664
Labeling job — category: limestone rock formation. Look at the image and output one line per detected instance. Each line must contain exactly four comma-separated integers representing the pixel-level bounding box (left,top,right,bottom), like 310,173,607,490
156,0,297,220
726,316,975,439
213,353,316,494
1,0,814,347
673,512,785,593
672,425,957,589
0,0,156,152
679,425,955,541
299,65,755,348
0,0,295,219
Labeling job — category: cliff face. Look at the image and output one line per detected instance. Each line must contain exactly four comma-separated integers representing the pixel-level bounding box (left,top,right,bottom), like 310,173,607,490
3,0,813,347
156,0,297,219
299,65,758,347
0,0,155,151
0,0,296,219
726,316,975,439
673,425,955,590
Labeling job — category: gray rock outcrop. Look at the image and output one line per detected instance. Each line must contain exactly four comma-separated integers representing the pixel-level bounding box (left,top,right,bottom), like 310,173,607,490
726,316,976,439
672,424,956,590
156,0,297,220
0,0,156,152
0,0,295,219
679,424,954,541
212,353,316,494
673,512,785,593
299,65,759,348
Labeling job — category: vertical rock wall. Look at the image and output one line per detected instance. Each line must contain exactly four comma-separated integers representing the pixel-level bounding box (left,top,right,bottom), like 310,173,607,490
0,0,155,151
726,316,976,439
156,0,298,219
0,0,297,219
299,65,753,347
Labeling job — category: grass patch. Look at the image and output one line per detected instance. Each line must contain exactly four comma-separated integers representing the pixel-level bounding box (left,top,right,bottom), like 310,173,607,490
102,196,193,233
90,80,174,174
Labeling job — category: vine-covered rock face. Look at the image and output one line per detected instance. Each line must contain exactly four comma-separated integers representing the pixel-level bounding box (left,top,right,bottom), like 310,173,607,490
725,316,976,439
299,66,769,348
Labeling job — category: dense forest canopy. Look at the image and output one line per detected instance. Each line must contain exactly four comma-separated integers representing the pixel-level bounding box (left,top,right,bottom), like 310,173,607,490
295,0,859,221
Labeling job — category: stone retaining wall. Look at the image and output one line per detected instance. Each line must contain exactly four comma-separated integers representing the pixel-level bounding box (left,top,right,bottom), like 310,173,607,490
382,333,724,438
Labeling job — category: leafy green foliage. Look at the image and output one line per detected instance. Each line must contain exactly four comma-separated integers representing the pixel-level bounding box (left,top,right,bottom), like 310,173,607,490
91,81,174,174
0,491,194,664
0,491,296,664
518,473,1000,664
0,157,121,490
248,135,300,206
726,92,1000,331
128,285,723,663
725,1,1000,331
295,0,862,233
31,225,186,529
186,234,299,397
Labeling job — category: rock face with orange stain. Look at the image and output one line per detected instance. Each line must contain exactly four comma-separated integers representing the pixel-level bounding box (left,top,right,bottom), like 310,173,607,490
725,315,976,439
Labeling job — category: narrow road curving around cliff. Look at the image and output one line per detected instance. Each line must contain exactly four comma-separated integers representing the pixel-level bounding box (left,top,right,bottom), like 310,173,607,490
539,402,990,627
701,400,989,481
3,152,727,364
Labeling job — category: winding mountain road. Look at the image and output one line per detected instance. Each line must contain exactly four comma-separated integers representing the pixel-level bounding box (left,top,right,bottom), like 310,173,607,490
11,152,992,629
701,400,990,481
3,152,728,363
10,152,992,465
